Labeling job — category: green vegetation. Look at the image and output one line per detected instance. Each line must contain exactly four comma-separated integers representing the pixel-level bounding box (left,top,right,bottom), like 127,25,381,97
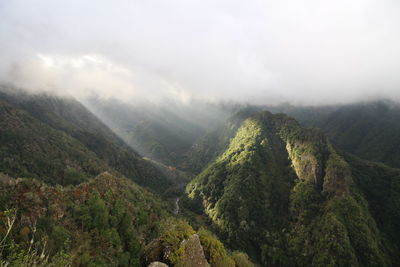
141,219,254,267
0,173,250,267
0,172,167,266
197,227,236,267
187,110,399,266
85,97,232,169
2,87,400,266
183,107,258,173
0,100,106,185
344,153,400,262
187,112,295,259
273,100,400,169
0,88,252,266
0,91,172,192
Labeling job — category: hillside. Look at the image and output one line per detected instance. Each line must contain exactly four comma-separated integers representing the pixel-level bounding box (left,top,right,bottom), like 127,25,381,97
269,101,400,169
84,97,234,168
0,172,167,266
182,107,258,173
343,153,400,258
186,110,400,266
0,86,253,267
0,86,172,192
2,86,399,266
0,172,253,266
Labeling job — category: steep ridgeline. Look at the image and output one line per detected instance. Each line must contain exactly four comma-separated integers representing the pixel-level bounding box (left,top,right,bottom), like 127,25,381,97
311,101,400,169
182,107,261,173
269,101,400,169
186,111,399,266
0,87,171,192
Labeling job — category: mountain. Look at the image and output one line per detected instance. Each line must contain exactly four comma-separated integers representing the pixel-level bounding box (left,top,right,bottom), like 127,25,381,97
343,153,400,257
268,101,400,169
0,171,253,266
0,86,172,192
2,85,400,266
0,86,253,266
185,110,400,266
83,97,235,168
182,107,259,174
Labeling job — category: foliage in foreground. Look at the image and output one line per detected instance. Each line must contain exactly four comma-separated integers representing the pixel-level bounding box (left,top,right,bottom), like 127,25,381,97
0,172,167,266
141,219,254,267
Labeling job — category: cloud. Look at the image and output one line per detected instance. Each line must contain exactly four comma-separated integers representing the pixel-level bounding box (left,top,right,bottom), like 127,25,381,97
0,0,400,104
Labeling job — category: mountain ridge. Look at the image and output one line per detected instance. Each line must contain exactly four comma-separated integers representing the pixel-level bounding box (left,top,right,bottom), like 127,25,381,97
0,86,254,266
186,110,399,266
0,86,172,192
268,100,400,169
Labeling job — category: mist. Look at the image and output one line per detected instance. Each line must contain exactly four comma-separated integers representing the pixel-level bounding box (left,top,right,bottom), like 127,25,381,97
1,0,400,105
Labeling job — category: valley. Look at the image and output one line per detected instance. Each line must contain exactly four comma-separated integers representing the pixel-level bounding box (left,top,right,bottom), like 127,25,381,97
2,1,400,266
1,87,400,266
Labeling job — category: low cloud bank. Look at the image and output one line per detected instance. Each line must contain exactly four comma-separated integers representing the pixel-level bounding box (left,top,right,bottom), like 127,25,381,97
1,0,400,104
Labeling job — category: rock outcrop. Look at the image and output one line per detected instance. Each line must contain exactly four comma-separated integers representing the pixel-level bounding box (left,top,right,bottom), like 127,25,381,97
180,234,210,267
148,262,169,267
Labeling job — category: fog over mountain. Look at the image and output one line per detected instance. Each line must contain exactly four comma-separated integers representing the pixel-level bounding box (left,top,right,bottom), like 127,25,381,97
1,0,400,104
3,3,400,266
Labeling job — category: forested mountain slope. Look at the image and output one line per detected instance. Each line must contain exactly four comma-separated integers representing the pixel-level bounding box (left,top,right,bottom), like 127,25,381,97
0,87,253,267
0,86,253,267
186,110,400,266
269,101,400,168
343,153,400,255
84,98,234,168
0,86,172,191
182,107,259,173
2,85,399,266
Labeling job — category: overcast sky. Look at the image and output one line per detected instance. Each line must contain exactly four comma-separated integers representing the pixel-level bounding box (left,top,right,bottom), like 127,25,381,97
1,0,400,104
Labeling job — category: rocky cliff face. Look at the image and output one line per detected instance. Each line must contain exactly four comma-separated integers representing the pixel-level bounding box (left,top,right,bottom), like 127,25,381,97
286,141,325,187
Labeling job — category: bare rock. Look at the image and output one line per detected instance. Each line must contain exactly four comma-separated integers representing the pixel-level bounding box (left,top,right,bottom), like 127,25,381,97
181,234,210,267
148,262,169,267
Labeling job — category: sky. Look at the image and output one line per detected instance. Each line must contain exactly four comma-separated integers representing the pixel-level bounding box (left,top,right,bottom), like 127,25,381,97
1,0,400,105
